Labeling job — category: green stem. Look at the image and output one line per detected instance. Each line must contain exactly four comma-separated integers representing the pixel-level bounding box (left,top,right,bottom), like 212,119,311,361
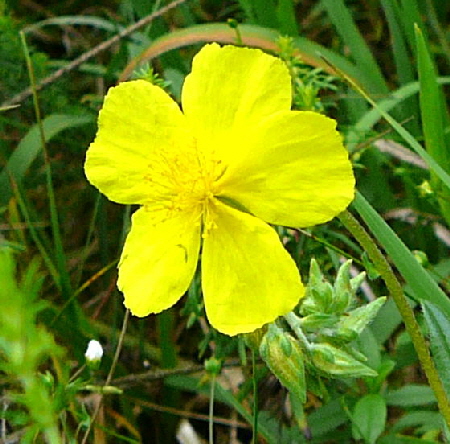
20,31,73,301
284,312,311,352
227,19,243,46
251,349,258,444
80,309,130,444
339,209,450,427
209,375,216,444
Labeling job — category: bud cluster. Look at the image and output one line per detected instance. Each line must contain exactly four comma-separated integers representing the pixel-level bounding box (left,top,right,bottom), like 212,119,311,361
255,259,385,405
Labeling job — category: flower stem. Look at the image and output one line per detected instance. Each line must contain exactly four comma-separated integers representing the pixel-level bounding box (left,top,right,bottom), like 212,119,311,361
252,349,259,444
284,312,310,351
339,209,450,428
80,309,130,444
209,375,216,444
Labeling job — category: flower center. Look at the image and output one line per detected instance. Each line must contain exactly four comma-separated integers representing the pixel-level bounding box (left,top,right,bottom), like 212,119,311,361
143,143,226,231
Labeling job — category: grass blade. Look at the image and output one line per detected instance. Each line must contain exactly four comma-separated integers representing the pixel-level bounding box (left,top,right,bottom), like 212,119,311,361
321,55,450,192
321,0,389,95
276,0,298,36
0,114,94,206
380,0,419,134
422,301,450,396
119,22,386,99
415,25,450,226
352,192,450,318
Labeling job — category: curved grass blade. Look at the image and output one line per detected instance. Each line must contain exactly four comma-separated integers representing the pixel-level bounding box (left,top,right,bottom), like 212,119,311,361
0,114,93,206
119,22,374,94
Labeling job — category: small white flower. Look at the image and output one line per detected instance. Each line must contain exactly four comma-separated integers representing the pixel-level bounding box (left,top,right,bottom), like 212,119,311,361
85,340,103,362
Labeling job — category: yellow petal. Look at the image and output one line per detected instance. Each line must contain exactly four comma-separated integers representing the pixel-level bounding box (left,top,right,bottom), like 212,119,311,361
181,44,292,164
201,201,304,336
85,80,192,204
217,111,355,228
118,206,201,316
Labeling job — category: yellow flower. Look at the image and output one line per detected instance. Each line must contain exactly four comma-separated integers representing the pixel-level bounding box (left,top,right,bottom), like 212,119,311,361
84,44,355,336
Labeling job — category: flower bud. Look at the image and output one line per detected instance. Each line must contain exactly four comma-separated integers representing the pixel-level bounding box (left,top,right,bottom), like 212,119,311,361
300,313,339,332
204,357,222,376
301,259,333,315
259,324,306,404
310,343,377,378
85,340,103,369
337,297,386,336
330,260,354,314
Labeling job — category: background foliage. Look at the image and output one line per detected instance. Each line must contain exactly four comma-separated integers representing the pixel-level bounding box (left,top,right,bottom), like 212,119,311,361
2,0,450,442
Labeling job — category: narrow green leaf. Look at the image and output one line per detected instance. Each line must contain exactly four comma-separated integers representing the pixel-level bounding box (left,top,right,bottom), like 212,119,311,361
379,432,440,444
276,0,298,36
308,399,348,438
119,23,387,107
399,0,425,53
385,384,437,407
23,16,125,34
352,394,387,444
322,0,389,95
0,114,93,206
380,0,415,87
347,77,450,150
422,301,450,397
0,104,20,112
251,0,278,28
390,410,443,434
235,0,256,22
380,0,419,134
425,0,450,69
352,192,450,318
370,297,404,345
324,54,450,191
415,25,450,225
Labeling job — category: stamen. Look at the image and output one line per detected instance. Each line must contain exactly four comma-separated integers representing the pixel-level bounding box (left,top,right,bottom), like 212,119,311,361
142,141,226,229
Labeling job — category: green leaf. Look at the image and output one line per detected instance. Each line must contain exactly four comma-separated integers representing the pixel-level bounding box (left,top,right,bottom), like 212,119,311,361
415,26,448,164
385,384,437,407
390,410,443,434
322,0,389,95
259,324,306,404
379,0,420,135
119,22,386,105
380,0,415,87
308,399,348,438
337,297,386,336
347,77,450,151
249,0,278,28
327,53,450,191
378,433,440,444
415,25,450,226
310,343,377,378
422,301,450,397
276,0,298,36
353,192,450,318
23,16,131,35
0,114,93,206
370,297,405,345
356,327,382,372
352,394,387,444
